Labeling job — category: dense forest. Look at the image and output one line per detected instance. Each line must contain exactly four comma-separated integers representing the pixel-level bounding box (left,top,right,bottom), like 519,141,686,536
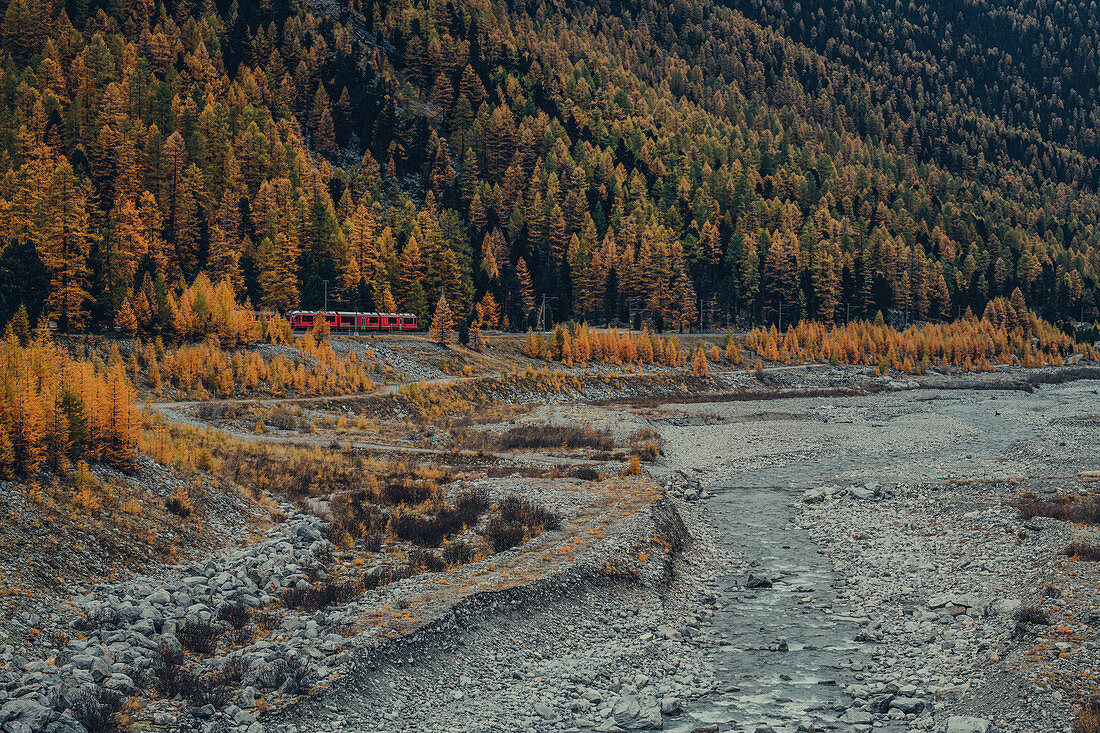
0,0,1097,335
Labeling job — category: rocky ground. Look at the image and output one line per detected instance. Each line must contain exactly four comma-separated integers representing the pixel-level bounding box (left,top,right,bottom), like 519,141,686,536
2,359,1098,733
653,376,1100,733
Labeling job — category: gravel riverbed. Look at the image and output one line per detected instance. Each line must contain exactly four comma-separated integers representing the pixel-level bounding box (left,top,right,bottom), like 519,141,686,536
3,374,1097,733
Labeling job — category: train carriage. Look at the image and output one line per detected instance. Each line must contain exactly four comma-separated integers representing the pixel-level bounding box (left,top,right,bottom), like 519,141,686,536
288,310,418,332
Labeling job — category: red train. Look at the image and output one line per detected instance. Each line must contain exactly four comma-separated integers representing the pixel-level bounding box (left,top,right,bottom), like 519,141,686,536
288,310,419,332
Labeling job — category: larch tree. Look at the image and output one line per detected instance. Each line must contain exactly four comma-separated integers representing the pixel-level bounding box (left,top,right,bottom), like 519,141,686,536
515,257,535,317
429,292,454,346
476,292,501,330
207,224,243,293
257,234,301,312
40,160,92,332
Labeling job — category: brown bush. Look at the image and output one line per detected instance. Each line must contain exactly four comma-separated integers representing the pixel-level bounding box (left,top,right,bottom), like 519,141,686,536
1011,492,1100,524
1062,540,1100,561
499,425,614,451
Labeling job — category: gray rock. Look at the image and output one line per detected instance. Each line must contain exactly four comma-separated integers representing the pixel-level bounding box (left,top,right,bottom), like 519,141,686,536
840,708,873,725
946,717,992,733
745,573,773,589
242,659,290,691
660,697,682,715
889,697,925,715
192,704,216,720
533,702,557,720
611,694,663,730
0,698,52,728
801,489,826,504
849,487,875,500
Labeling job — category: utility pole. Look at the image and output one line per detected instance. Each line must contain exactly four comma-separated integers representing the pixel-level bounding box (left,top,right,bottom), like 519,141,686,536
323,279,328,312
536,295,557,332
778,302,796,331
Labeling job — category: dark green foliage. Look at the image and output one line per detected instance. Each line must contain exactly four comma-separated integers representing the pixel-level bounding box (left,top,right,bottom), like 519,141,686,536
281,581,361,611
176,620,223,655
69,686,124,733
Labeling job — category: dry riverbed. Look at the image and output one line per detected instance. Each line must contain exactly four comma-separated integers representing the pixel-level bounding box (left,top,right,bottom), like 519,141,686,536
2,368,1097,733
653,376,1100,733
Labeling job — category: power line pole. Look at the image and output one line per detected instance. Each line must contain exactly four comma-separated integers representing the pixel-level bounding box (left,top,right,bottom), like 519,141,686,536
323,279,328,312
778,301,796,331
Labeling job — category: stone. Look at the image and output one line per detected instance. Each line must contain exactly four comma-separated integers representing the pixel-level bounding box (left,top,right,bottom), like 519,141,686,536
745,573,773,589
840,708,873,725
0,698,52,729
866,694,894,713
192,704,215,720
145,589,171,605
889,697,925,715
946,717,992,733
610,694,663,730
660,697,681,715
849,487,875,500
801,489,826,504
533,702,557,720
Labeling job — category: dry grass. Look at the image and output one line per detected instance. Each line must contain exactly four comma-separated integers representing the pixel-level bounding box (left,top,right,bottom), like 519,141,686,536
1074,698,1100,733
1011,492,1100,524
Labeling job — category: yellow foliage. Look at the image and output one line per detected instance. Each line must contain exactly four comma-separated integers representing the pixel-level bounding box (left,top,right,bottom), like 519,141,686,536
526,325,686,368
744,309,1094,373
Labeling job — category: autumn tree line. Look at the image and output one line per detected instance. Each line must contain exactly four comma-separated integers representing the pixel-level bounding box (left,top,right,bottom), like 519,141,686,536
0,325,135,477
0,0,1097,343
743,298,1099,374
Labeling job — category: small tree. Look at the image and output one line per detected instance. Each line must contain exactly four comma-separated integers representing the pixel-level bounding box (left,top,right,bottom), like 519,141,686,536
429,293,453,346
469,317,485,352
10,304,29,345
691,346,709,376
312,313,330,343
113,298,138,337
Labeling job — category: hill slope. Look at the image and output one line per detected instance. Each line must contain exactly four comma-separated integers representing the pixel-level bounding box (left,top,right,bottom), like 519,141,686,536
0,0,1095,334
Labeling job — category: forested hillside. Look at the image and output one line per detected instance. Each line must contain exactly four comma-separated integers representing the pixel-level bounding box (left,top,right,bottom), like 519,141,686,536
0,0,1097,335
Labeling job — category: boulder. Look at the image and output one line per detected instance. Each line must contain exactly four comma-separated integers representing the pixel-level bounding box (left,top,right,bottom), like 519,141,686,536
840,708,873,725
946,717,992,733
745,573,773,589
0,698,52,729
889,697,926,715
610,693,663,730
